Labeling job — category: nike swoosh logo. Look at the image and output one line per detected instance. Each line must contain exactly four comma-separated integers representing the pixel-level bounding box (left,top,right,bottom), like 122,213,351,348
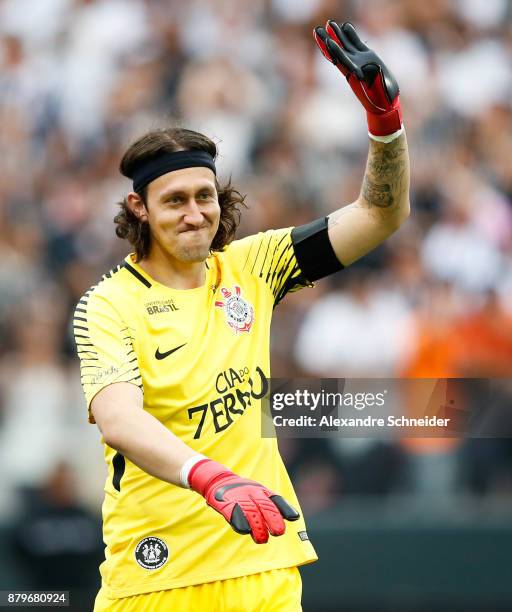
155,343,187,360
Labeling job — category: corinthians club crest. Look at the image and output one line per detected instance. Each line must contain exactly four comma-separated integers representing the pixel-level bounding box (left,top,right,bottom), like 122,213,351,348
135,536,169,570
215,285,254,334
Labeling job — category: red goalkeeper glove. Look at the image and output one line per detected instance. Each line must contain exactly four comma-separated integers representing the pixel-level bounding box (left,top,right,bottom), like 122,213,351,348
314,20,402,138
188,459,300,544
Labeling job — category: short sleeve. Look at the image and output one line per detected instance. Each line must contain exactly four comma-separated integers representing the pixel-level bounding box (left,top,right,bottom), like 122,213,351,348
237,228,313,305
73,290,142,423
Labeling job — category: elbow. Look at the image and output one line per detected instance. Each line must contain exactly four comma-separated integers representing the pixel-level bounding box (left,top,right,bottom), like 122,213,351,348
93,409,124,451
101,421,127,452
90,384,144,451
98,422,116,449
390,197,410,232
102,428,121,450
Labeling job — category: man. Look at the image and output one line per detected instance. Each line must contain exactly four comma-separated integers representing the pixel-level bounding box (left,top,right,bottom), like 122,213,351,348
74,21,409,612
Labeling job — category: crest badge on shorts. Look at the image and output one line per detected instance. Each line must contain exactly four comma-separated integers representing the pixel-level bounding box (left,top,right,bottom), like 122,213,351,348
215,285,254,334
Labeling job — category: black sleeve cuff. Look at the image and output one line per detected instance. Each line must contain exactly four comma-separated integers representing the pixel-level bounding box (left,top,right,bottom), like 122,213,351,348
291,216,344,282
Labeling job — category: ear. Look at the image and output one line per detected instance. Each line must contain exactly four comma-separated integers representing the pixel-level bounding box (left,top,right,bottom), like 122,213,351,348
126,192,148,222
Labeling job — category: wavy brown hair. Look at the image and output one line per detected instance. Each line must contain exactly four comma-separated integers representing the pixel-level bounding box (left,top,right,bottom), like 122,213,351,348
114,127,246,261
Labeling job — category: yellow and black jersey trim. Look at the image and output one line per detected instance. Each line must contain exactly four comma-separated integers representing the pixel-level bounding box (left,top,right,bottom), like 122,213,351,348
242,231,310,305
73,263,143,403
122,261,152,288
112,451,125,492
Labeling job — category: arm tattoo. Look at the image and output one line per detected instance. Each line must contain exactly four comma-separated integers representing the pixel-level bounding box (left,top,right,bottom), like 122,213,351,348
361,136,408,210
328,133,409,231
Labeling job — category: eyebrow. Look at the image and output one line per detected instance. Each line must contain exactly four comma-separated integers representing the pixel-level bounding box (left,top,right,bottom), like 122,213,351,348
159,184,216,201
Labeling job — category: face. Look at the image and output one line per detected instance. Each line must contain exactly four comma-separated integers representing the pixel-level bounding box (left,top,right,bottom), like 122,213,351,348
128,166,221,264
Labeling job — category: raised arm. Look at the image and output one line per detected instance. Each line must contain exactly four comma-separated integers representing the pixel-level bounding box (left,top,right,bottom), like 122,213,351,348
313,20,410,266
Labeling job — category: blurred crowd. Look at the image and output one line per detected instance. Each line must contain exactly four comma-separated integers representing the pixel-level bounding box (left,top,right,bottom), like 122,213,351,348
1,0,512,532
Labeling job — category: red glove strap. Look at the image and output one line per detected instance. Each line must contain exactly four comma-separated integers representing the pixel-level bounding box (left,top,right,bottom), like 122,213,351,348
187,458,221,494
367,101,402,137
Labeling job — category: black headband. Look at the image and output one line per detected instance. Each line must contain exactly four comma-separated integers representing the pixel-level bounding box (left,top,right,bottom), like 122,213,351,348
132,150,217,193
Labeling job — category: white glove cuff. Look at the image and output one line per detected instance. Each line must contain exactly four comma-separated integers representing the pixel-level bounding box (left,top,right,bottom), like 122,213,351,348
369,125,405,143
179,454,207,488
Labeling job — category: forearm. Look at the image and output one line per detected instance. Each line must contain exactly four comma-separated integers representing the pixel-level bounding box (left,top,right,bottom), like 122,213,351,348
359,132,410,223
93,389,197,487
112,409,197,486
327,133,410,266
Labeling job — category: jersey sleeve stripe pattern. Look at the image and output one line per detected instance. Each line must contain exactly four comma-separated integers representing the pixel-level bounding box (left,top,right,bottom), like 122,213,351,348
242,230,311,306
73,264,143,417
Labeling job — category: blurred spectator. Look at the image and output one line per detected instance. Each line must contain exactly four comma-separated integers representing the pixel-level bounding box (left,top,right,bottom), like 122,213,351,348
0,291,70,515
9,462,103,607
294,272,415,377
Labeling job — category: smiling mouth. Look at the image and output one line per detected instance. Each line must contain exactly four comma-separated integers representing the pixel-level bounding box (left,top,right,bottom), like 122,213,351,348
180,228,207,235
180,225,209,233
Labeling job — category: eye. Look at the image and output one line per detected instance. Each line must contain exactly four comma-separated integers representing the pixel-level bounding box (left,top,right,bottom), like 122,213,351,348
198,192,212,200
167,195,183,205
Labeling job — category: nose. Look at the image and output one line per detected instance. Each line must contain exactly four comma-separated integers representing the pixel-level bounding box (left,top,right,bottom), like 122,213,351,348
182,199,205,228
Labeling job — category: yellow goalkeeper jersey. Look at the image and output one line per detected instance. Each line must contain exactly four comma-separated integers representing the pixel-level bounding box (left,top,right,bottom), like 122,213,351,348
74,227,318,599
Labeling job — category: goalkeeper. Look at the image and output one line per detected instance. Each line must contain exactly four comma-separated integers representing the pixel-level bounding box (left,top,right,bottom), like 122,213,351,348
74,20,410,612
